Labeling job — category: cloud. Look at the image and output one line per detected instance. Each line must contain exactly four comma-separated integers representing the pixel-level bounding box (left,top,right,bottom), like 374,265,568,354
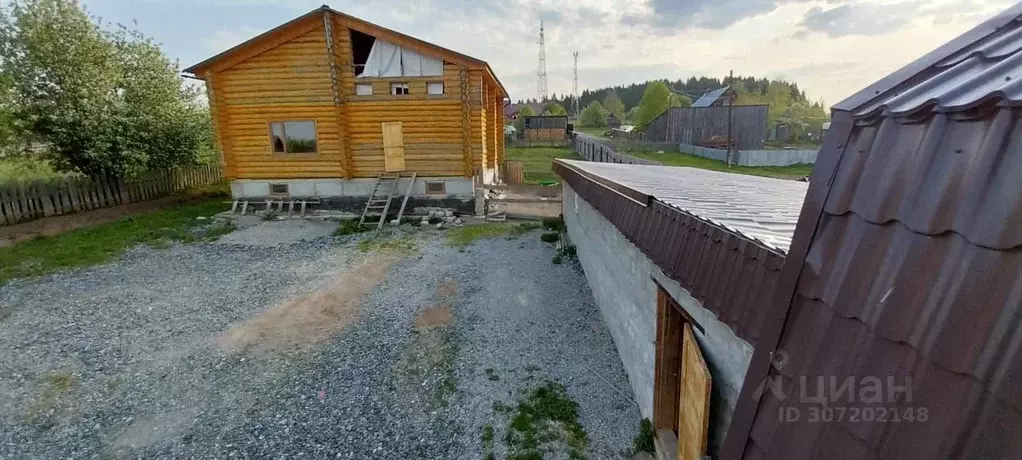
203,26,264,53
792,0,1003,38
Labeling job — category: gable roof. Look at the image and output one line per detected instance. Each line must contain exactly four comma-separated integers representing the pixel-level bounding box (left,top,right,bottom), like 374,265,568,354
691,86,729,107
183,6,507,97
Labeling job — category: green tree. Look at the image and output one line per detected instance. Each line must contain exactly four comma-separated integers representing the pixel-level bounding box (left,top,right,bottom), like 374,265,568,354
514,104,535,132
634,81,675,129
543,102,567,116
603,92,626,122
669,92,692,108
579,101,608,128
625,106,639,124
0,0,211,176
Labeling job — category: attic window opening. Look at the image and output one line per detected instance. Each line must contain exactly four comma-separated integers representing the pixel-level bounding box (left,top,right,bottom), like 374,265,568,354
269,121,318,155
350,29,376,77
391,83,410,95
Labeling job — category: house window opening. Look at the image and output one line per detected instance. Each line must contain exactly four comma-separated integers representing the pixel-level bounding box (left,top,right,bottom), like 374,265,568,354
350,29,376,77
391,83,410,95
356,83,373,95
427,81,444,95
270,121,317,154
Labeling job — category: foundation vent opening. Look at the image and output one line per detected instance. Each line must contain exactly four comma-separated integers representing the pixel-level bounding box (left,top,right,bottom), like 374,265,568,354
425,181,446,195
270,183,290,196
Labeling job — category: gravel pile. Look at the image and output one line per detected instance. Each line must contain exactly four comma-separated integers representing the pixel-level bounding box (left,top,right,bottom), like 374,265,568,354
0,221,641,459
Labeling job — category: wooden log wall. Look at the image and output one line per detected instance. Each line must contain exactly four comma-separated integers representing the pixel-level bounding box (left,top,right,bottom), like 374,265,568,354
0,164,223,226
207,12,504,181
217,25,344,179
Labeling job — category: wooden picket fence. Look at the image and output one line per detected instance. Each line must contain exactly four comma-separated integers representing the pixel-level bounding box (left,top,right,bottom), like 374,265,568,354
0,164,222,226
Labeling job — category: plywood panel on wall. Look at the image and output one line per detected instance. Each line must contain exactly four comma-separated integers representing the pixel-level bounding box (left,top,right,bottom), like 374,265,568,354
678,324,711,460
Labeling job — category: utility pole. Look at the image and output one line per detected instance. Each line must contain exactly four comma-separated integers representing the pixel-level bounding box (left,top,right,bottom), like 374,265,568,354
537,20,548,102
572,51,580,119
726,69,734,168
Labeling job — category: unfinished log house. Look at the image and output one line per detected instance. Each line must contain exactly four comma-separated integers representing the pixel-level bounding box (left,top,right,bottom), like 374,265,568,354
184,6,508,210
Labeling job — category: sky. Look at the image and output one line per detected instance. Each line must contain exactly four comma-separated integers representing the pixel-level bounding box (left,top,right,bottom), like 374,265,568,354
78,0,1017,106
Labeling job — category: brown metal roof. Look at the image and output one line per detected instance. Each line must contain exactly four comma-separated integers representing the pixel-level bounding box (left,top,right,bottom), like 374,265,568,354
553,160,794,345
724,4,1022,459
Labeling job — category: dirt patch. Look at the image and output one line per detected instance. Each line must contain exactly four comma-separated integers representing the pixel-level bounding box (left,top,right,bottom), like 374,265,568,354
219,253,401,355
0,197,177,247
416,306,453,329
415,280,456,329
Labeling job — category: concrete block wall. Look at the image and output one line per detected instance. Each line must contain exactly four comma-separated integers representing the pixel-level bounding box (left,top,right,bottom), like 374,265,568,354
679,142,818,166
562,184,754,456
229,177,474,200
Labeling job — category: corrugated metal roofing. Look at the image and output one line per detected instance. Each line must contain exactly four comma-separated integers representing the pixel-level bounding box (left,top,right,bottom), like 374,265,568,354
692,87,729,108
726,4,1022,459
855,14,1022,118
553,159,789,346
557,161,807,253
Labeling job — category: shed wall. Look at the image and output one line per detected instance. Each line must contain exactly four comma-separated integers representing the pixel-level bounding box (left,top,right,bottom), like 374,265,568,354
563,183,754,457
644,106,768,150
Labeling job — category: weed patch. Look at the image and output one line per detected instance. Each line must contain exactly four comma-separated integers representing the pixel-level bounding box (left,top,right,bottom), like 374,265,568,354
482,424,496,460
540,232,560,243
334,219,371,236
0,198,228,284
25,370,76,428
485,368,500,381
632,418,655,454
502,381,589,460
509,222,542,235
446,223,511,248
356,234,419,254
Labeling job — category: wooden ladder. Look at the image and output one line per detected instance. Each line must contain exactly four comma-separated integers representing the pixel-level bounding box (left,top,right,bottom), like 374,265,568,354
359,172,417,229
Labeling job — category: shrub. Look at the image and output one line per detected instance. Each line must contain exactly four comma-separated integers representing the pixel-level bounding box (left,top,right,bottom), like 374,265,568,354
540,232,560,243
541,217,564,232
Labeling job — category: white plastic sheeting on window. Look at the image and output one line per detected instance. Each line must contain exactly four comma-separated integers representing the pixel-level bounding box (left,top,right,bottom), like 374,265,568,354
359,38,443,78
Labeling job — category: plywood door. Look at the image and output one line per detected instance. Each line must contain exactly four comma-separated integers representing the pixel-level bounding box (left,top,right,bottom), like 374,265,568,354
677,323,711,460
382,121,406,172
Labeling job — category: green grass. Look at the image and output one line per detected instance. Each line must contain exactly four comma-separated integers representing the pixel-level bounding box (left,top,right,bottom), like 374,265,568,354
505,146,581,184
355,233,419,254
0,157,66,183
626,149,813,180
446,222,543,249
0,198,229,284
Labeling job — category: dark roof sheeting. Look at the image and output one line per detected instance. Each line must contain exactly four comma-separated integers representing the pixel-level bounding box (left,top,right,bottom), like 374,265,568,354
730,4,1022,459
554,160,799,345
692,87,729,108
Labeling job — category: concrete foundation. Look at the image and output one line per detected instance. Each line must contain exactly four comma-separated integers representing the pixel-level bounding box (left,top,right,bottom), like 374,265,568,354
562,183,753,456
229,177,475,215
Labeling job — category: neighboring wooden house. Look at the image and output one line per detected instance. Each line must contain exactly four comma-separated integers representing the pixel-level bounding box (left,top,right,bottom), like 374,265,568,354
184,6,508,206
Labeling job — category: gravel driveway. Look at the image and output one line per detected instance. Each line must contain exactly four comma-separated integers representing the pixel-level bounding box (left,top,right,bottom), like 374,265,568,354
0,219,642,459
